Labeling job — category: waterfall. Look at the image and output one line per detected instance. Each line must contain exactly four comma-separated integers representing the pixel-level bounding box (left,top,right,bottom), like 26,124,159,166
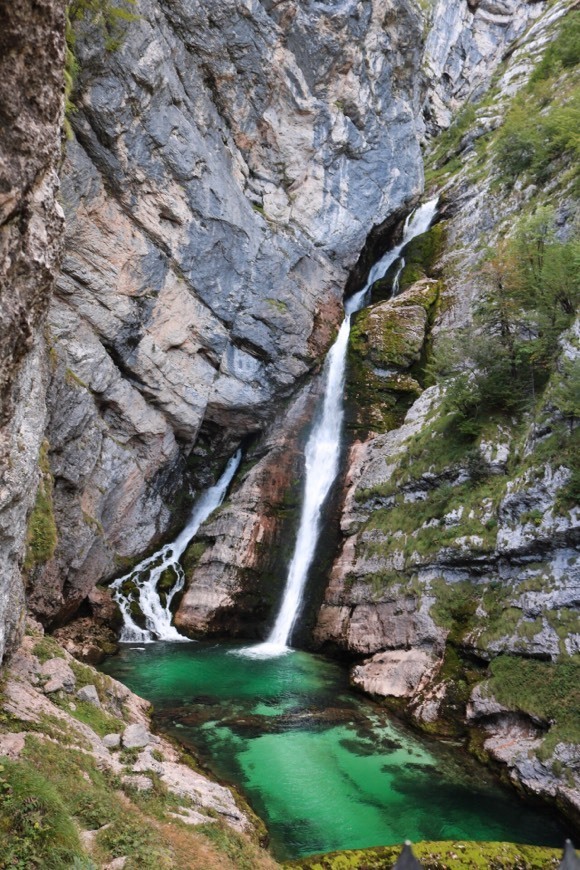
241,197,439,658
391,257,405,297
111,449,242,643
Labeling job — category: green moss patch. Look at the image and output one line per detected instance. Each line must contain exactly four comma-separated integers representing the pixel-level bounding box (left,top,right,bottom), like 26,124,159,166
347,281,440,436
32,636,66,664
24,440,57,572
181,540,209,577
399,223,446,292
286,840,562,869
486,656,580,757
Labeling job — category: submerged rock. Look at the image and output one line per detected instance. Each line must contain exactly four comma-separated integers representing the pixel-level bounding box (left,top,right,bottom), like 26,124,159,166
351,649,442,699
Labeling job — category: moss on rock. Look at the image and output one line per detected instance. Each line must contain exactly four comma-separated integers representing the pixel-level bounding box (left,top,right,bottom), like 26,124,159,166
24,440,57,572
181,540,209,577
399,222,446,292
286,840,562,869
347,281,440,435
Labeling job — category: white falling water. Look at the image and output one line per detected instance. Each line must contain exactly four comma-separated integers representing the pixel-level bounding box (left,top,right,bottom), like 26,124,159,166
391,257,405,297
240,197,439,659
111,449,242,643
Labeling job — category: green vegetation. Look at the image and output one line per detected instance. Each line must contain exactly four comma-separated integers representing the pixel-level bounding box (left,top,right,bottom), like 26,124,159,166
495,11,580,190
286,840,563,869
181,540,209,577
65,0,138,136
361,473,503,570
530,11,580,84
32,636,66,664
266,298,289,313
0,717,274,870
0,758,86,869
430,208,579,439
423,10,580,193
347,281,439,435
57,697,121,738
487,655,580,756
68,0,138,50
424,103,477,186
398,222,446,291
197,822,263,870
24,440,57,572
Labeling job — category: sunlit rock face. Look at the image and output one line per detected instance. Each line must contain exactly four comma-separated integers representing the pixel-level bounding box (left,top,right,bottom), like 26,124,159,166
422,0,546,132
40,0,428,617
0,0,65,661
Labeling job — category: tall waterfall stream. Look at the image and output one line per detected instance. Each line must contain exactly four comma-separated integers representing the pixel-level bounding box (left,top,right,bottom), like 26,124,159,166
103,200,568,858
242,197,439,657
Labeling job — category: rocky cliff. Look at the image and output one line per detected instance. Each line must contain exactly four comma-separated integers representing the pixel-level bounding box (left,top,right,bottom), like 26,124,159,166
0,0,66,661
168,0,560,653
0,620,276,867
315,0,580,818
32,0,434,626
1,0,578,836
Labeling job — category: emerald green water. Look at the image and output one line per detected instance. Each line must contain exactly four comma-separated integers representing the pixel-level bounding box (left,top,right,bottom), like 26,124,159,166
101,642,566,860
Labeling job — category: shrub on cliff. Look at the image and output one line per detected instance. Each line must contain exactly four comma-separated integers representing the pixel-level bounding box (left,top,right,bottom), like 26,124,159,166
430,210,579,437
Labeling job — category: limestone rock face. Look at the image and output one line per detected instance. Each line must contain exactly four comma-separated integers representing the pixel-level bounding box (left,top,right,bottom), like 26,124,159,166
41,0,428,618
351,648,441,699
422,0,545,132
0,0,65,661
175,382,318,636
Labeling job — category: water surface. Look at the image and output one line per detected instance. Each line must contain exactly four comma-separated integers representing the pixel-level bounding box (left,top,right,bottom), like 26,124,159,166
101,642,567,860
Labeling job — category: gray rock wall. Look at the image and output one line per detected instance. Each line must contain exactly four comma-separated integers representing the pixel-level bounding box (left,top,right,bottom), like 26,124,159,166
41,0,428,618
0,0,66,660
422,0,545,132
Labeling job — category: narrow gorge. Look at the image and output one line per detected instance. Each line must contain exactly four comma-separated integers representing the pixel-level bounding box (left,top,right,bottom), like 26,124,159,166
0,0,578,867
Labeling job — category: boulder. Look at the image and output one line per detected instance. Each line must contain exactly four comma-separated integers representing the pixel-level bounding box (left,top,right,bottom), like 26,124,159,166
41,658,76,694
122,723,151,749
76,684,101,707
351,649,440,699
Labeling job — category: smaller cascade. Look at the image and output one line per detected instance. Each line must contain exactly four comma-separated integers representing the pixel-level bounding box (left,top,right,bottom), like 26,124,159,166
111,449,242,643
391,257,405,297
240,197,438,659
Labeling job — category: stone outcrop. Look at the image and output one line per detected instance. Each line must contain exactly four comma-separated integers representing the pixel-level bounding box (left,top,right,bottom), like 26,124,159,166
0,0,66,661
351,648,441,699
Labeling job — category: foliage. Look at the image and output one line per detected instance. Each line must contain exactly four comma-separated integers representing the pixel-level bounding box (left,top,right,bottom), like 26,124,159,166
24,440,57,572
552,356,580,429
495,11,580,188
0,759,85,869
530,11,580,84
96,814,173,869
429,210,579,438
68,0,138,50
65,0,138,135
